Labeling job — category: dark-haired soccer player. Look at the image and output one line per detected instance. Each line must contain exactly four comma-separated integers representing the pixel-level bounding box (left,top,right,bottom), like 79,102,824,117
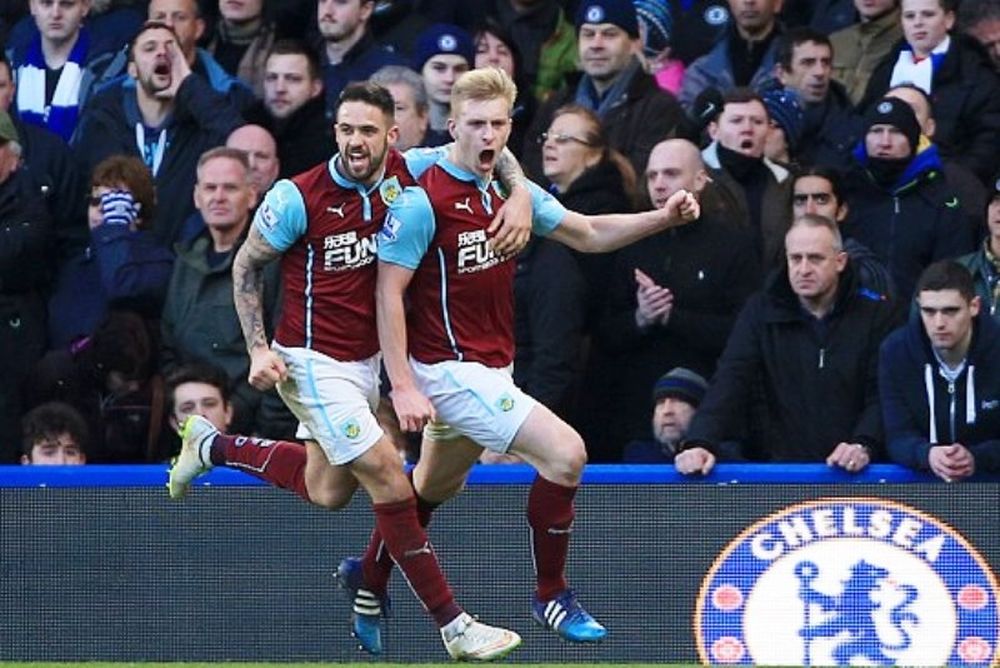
168,80,531,661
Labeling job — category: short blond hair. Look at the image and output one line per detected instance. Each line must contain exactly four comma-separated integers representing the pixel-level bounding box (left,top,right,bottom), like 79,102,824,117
450,67,517,116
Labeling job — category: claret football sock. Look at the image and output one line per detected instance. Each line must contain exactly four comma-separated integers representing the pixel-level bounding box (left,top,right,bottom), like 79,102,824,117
211,434,310,502
373,496,460,627
527,474,577,600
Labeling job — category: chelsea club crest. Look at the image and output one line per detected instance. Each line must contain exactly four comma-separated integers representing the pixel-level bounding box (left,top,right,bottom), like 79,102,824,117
695,498,1000,666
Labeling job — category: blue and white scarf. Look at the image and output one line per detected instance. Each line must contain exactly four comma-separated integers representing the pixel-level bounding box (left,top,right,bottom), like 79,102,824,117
889,35,950,94
16,28,90,142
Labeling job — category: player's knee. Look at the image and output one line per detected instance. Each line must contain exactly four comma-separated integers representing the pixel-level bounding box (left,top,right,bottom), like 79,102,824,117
309,486,353,511
547,433,587,483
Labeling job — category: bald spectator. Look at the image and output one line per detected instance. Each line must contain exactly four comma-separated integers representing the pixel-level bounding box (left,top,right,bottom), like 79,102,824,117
681,215,898,471
227,124,279,195
317,0,404,112
960,0,1000,73
679,0,784,110
244,40,334,178
160,147,292,438
829,0,902,105
370,64,430,151
73,21,244,247
523,0,684,184
583,138,759,460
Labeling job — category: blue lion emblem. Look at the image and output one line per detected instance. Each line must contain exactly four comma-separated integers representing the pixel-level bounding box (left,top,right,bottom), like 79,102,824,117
796,560,918,666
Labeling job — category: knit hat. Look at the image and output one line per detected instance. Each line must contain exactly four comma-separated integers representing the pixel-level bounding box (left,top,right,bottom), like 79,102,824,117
761,86,805,152
633,0,671,56
0,110,18,144
652,367,708,407
863,97,921,153
412,23,475,72
575,0,640,38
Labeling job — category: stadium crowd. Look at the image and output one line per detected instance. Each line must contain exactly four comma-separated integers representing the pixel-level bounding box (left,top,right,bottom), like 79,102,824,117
5,0,1000,482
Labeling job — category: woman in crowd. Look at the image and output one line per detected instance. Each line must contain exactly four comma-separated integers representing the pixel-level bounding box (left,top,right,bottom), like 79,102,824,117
513,105,637,427
472,18,536,158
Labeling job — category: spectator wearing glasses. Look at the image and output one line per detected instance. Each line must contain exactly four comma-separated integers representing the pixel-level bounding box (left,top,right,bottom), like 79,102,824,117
514,105,637,422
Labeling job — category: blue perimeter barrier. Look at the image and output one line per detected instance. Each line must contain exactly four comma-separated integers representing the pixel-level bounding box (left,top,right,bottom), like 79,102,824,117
4,463,1000,664
2,462,1000,486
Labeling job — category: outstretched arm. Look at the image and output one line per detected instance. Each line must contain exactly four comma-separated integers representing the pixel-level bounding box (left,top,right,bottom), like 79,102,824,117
233,225,286,390
376,261,435,432
547,189,699,253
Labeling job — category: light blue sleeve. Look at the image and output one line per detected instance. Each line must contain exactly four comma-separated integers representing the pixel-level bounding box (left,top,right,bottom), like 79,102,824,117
403,145,448,179
528,179,568,236
253,179,307,252
378,186,436,270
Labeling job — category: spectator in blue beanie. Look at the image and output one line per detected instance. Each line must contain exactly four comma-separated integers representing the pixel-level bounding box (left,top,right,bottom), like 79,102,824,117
623,368,711,466
761,85,805,167
413,23,474,147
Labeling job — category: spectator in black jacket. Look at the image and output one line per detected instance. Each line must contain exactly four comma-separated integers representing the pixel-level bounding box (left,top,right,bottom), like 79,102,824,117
0,54,86,263
513,105,635,423
0,110,52,461
884,82,987,239
244,39,334,179
881,260,1000,480
72,21,244,247
522,0,685,186
841,95,975,301
680,214,899,472
792,165,897,302
774,27,863,171
861,0,1000,183
582,137,759,460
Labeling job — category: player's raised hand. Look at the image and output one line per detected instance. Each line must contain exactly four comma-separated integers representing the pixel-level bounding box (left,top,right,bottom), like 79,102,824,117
487,184,532,256
390,386,437,432
248,346,287,391
662,188,700,226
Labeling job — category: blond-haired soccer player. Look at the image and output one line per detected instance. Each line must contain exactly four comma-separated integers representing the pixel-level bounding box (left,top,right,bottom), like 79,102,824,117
352,67,699,644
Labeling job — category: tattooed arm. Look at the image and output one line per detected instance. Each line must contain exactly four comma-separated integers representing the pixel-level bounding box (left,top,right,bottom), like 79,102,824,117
233,225,287,390
489,147,532,255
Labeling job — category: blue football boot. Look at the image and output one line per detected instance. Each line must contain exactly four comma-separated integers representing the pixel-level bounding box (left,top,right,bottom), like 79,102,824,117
531,589,607,643
335,557,390,655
